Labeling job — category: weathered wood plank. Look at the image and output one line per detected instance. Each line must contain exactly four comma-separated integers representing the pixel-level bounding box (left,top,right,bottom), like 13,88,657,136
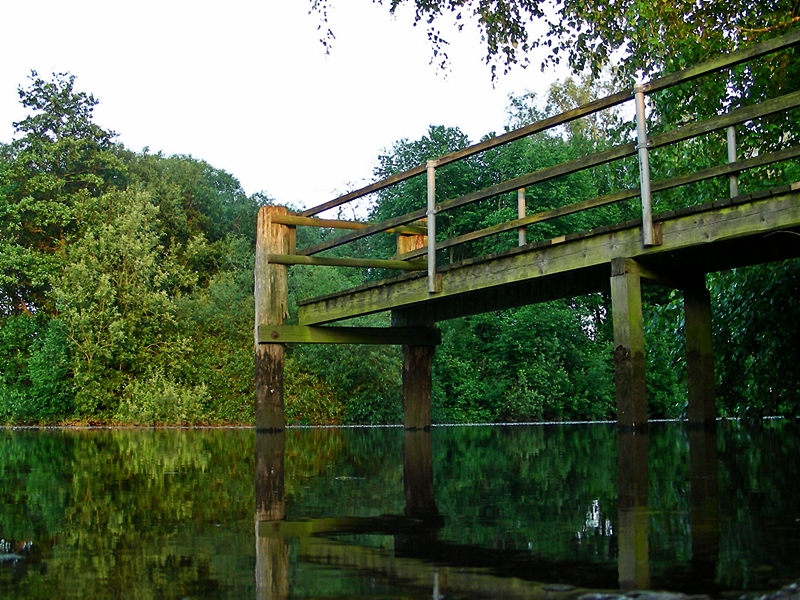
258,325,441,345
400,188,640,260
297,190,800,324
298,208,428,256
645,28,800,94
271,213,426,235
266,253,426,271
301,165,426,217
648,90,800,150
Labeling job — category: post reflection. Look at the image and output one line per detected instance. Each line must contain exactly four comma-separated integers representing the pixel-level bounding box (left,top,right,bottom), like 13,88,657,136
617,430,650,591
403,429,438,518
255,431,289,600
689,426,719,582
616,425,721,593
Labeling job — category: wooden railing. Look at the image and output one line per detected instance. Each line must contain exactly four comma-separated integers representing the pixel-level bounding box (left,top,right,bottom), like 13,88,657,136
270,29,800,296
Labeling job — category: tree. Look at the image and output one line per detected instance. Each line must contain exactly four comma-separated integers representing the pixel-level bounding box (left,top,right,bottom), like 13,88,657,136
0,71,124,316
312,0,799,83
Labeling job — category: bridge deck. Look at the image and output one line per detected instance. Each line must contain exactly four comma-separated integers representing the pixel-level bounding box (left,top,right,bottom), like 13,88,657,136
297,184,800,326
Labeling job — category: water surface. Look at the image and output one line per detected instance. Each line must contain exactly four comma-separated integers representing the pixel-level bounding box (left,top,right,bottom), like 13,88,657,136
1,421,798,598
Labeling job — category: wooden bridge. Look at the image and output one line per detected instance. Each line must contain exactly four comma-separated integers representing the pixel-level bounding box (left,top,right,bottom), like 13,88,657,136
254,31,800,431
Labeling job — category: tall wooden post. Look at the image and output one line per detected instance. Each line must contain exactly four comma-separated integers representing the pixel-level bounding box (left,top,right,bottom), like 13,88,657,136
611,259,648,430
393,309,434,430
255,206,289,432
402,345,434,430
684,277,716,428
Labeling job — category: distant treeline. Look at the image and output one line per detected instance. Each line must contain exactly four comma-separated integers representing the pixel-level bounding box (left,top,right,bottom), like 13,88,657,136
1,68,798,425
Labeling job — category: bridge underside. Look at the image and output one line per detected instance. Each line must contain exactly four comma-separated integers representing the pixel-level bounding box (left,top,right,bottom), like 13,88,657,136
287,186,800,431
298,185,800,325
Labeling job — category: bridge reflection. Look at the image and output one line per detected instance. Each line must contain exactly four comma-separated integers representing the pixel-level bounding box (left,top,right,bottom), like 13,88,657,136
255,426,720,599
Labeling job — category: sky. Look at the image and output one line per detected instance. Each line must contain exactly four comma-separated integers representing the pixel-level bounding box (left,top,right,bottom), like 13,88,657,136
1,0,569,216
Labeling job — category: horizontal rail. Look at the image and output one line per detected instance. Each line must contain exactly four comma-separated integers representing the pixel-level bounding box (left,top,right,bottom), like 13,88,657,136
266,254,426,271
299,208,428,256
301,164,427,217
258,325,441,345
399,144,800,259
299,29,800,219
648,90,800,150
299,92,632,219
645,28,800,94
271,213,426,235
399,189,640,259
300,89,800,258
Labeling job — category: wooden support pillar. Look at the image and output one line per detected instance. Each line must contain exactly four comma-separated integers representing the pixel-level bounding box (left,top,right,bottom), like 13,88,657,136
402,345,434,430
684,277,716,428
394,309,435,430
255,206,290,432
611,259,648,430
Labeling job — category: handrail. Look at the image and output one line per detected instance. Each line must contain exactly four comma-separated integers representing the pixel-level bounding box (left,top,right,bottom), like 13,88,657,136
275,29,800,298
297,88,800,258
299,28,800,219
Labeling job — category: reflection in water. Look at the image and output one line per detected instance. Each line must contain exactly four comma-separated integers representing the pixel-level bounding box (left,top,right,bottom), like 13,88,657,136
689,427,720,586
402,430,437,518
255,432,289,600
617,430,650,590
2,422,798,598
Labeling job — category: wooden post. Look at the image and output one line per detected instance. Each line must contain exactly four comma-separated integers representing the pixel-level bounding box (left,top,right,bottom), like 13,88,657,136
402,345,434,430
394,309,434,430
685,277,716,428
396,219,427,257
255,205,290,432
611,258,648,430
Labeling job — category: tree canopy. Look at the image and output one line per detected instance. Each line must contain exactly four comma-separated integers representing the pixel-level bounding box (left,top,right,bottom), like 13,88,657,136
311,0,800,81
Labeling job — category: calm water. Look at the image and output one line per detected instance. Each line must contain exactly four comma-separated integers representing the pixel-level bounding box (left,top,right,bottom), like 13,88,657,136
1,421,799,599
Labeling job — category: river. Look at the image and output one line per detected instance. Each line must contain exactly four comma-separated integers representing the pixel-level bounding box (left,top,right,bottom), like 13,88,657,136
1,420,798,598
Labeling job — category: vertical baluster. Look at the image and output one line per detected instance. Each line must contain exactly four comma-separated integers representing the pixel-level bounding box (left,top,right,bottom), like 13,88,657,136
727,125,739,198
634,84,656,246
517,188,526,246
426,160,438,293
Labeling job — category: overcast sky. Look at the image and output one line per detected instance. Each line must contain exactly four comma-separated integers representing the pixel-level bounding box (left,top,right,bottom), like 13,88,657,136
1,0,568,215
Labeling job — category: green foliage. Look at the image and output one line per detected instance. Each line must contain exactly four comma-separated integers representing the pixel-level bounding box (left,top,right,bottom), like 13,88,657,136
711,260,800,418
0,72,263,425
114,371,211,425
432,301,615,423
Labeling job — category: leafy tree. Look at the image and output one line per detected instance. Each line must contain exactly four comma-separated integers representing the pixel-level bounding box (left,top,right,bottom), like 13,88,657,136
313,0,799,84
0,71,124,316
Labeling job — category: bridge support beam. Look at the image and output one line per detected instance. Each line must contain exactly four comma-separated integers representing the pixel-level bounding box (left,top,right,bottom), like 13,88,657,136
394,310,435,430
611,259,648,430
255,206,290,432
685,277,716,428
